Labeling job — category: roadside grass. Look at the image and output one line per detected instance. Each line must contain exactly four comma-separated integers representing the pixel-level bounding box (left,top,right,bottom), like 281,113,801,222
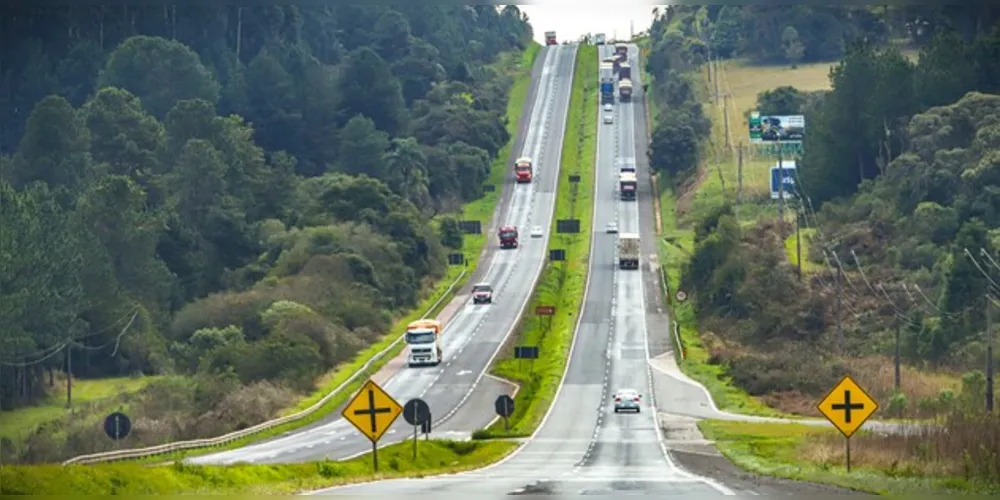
0,376,161,443
54,44,542,466
656,53,964,421
473,45,597,439
700,418,1000,494
0,439,520,495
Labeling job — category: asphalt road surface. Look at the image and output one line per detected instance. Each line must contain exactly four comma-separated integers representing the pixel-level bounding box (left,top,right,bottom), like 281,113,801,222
307,43,738,497
189,44,579,465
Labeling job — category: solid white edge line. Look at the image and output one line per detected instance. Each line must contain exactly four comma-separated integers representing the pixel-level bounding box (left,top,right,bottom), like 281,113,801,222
626,44,735,496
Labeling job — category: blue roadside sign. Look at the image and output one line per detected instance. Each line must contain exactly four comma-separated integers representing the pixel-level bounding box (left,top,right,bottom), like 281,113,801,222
770,161,798,200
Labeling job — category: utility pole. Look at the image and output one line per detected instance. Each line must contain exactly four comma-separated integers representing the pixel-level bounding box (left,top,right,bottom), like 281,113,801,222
736,144,744,216
835,256,843,352
723,93,731,148
777,138,785,230
988,295,995,412
894,317,902,392
65,344,72,408
795,208,803,281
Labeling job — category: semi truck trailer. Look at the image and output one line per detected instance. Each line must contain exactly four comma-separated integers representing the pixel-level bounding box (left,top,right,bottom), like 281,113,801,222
406,319,444,367
499,225,518,249
618,233,640,270
594,33,606,45
619,172,637,200
545,31,557,45
619,78,633,101
514,156,533,183
601,80,615,104
619,62,631,80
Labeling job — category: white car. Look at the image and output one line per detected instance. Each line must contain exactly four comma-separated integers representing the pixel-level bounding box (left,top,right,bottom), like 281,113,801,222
604,115,613,124
603,104,613,112
613,388,641,413
606,222,618,233
530,225,543,238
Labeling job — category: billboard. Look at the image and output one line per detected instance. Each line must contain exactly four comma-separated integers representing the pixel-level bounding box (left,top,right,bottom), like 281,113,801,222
769,161,798,200
749,112,805,143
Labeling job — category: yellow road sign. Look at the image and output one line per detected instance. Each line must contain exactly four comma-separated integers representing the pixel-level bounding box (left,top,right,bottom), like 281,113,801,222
342,379,403,442
817,375,879,438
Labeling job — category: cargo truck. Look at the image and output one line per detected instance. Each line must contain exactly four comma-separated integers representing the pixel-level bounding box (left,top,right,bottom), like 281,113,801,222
619,62,631,81
514,156,533,183
612,55,622,73
600,80,615,104
619,172,637,200
615,43,628,58
406,319,444,367
618,233,640,270
594,33,606,45
545,31,557,45
619,79,633,101
499,225,518,249
599,62,614,82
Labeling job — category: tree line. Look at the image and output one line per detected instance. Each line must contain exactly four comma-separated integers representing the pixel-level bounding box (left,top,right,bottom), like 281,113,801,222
0,5,532,461
643,6,1000,416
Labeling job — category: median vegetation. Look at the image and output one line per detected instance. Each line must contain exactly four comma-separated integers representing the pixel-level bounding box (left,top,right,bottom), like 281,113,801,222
0,440,519,495
474,45,598,439
701,415,1000,494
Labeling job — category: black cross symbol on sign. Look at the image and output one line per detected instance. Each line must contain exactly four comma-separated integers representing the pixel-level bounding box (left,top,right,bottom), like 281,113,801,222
354,389,392,434
832,390,865,423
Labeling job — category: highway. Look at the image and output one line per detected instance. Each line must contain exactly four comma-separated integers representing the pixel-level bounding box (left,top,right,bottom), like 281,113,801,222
307,44,738,496
188,43,579,465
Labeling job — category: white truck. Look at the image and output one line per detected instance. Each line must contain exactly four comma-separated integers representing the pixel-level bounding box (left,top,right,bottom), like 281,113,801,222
618,233,640,270
405,319,444,367
594,33,606,45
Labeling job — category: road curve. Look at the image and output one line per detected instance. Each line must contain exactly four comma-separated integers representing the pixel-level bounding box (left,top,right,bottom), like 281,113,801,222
188,44,579,465
306,44,735,496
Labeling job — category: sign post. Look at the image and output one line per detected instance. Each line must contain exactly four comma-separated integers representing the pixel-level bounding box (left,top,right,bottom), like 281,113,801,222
403,398,430,460
535,305,555,332
494,394,515,432
817,375,879,472
103,411,131,450
342,379,403,472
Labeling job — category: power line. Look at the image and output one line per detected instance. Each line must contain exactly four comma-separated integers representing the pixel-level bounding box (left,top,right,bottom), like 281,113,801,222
0,308,139,367
0,306,139,363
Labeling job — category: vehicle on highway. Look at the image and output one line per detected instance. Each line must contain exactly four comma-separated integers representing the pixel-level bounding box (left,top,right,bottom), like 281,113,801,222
472,283,493,304
613,388,641,413
618,233,640,269
531,225,543,238
606,222,618,234
619,171,637,200
499,224,519,249
603,103,613,112
545,31,557,45
405,319,444,367
619,78,633,101
604,114,613,124
514,156,533,183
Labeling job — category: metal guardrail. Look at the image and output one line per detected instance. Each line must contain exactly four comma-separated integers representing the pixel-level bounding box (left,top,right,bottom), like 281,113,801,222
63,269,468,465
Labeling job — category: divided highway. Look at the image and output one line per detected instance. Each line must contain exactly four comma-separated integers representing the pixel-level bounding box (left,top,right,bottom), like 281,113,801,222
310,44,737,496
189,44,579,465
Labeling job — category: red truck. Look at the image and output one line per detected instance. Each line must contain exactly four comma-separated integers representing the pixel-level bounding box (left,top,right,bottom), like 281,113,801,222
514,156,533,183
499,225,518,249
545,31,557,45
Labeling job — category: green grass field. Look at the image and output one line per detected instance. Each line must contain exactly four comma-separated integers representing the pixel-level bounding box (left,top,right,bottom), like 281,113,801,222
700,420,997,495
0,376,161,442
474,44,598,438
0,439,519,495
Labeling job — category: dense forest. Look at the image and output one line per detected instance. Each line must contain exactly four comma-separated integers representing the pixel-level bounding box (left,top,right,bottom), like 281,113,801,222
645,4,1000,416
0,5,532,461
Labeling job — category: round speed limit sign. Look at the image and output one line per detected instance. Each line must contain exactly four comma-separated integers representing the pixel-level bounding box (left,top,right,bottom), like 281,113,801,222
675,290,688,302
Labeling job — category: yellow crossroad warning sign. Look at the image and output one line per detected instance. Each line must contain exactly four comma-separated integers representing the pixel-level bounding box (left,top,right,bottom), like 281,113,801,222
342,379,402,442
817,375,878,438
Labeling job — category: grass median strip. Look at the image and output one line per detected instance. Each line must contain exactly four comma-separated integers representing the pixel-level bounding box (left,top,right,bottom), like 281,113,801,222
699,419,999,494
473,45,597,439
110,45,544,465
1,440,520,495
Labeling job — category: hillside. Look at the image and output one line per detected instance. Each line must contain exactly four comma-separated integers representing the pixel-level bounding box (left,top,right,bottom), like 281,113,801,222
0,5,532,463
644,4,1000,420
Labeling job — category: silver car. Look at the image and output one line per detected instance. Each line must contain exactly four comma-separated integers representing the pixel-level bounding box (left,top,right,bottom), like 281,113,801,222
613,389,641,413
604,114,613,124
